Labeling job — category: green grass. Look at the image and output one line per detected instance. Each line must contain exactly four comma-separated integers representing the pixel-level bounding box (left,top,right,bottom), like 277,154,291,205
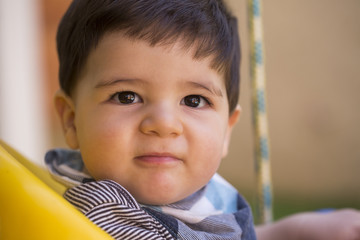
273,198,360,220
248,196,360,223
238,190,360,223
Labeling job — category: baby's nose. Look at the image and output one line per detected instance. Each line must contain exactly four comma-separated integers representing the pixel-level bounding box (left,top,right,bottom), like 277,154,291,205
139,103,183,137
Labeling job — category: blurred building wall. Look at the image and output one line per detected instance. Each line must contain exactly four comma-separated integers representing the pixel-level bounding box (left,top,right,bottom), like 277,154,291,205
221,0,360,203
0,0,49,164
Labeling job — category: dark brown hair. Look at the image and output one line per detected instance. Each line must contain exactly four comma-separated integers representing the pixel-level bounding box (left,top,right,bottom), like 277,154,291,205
57,0,240,112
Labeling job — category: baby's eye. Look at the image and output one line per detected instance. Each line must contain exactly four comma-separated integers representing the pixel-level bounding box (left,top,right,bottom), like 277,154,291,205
111,91,142,104
181,95,210,108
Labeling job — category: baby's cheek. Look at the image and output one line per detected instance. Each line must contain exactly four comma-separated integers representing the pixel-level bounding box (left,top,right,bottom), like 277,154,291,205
197,137,223,170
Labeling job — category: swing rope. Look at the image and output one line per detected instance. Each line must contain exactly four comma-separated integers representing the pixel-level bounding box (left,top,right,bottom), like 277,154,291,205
248,0,273,224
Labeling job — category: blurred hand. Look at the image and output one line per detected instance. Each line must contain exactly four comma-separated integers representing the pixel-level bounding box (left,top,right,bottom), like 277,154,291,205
256,209,360,240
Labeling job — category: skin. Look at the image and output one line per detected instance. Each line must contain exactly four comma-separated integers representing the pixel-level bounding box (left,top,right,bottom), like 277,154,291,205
55,32,241,205
256,209,360,240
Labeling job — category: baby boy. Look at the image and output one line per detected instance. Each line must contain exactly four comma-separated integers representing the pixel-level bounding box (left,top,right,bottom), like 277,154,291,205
45,0,255,239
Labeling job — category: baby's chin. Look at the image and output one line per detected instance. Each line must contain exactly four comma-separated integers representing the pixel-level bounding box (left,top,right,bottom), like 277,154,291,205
94,172,208,206
130,185,202,206
134,191,191,206
110,177,206,206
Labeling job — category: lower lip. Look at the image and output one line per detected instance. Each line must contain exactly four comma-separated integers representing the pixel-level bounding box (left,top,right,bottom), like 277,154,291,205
134,156,181,166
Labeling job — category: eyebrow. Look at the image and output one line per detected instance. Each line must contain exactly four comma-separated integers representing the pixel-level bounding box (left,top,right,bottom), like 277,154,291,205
95,78,144,88
186,81,224,97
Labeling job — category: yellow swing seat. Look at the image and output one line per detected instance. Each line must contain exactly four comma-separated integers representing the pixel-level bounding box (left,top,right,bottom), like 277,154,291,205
0,140,112,240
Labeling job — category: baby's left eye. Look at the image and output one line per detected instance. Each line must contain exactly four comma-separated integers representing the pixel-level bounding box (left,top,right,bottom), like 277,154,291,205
181,95,210,108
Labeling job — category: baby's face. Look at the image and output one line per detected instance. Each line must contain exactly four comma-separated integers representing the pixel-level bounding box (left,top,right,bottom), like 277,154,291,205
61,32,239,205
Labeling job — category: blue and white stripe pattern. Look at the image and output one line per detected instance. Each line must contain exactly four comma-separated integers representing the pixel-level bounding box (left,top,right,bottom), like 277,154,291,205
62,172,257,240
248,0,273,224
65,180,174,240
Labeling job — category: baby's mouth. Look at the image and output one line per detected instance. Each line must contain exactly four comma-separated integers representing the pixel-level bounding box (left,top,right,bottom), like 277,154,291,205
134,153,182,167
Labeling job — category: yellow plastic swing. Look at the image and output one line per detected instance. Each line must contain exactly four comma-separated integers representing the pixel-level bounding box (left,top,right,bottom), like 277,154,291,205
0,140,112,240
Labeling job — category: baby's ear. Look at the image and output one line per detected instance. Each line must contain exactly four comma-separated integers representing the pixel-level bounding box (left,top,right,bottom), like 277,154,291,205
54,90,79,149
222,104,241,158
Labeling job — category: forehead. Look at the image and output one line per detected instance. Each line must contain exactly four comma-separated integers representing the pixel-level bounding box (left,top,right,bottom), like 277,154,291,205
92,31,224,70
78,32,226,87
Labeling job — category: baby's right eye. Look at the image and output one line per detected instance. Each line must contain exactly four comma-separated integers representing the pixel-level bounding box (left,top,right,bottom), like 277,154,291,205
111,91,142,104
